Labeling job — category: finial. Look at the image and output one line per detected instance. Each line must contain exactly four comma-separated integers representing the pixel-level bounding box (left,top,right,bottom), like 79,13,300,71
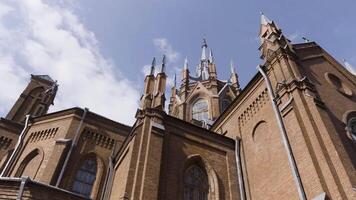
161,55,166,73
230,60,236,74
202,38,208,48
184,57,188,70
209,49,214,63
260,12,271,25
150,57,156,75
174,73,177,87
302,37,310,43
201,39,208,60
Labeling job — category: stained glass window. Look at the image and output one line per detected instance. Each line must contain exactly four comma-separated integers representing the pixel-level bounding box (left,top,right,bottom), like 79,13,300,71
72,158,97,197
184,165,208,200
192,99,209,122
348,117,356,141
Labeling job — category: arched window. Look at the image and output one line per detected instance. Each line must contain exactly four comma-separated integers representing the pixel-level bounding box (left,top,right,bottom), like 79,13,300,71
184,164,209,200
192,99,209,122
72,158,97,197
15,148,43,179
347,117,356,141
221,99,231,112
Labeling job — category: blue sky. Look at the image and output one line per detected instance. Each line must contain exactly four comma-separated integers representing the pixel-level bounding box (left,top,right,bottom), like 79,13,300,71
77,0,356,85
0,0,355,124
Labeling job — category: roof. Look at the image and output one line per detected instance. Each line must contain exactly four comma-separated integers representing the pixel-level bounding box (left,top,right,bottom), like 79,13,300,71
31,107,131,135
31,74,55,84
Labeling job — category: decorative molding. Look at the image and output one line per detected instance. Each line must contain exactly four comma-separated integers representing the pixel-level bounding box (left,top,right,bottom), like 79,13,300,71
0,136,12,149
81,128,115,150
238,89,269,128
29,127,59,142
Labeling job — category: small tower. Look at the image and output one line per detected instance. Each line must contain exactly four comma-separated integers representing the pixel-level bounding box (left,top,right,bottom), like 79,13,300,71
230,60,241,94
259,13,294,62
6,74,58,123
140,56,167,111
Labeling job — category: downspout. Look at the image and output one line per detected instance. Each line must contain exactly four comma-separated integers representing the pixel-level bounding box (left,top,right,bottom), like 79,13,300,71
100,142,116,200
257,65,307,200
56,107,89,187
17,176,29,200
1,115,31,177
235,137,246,200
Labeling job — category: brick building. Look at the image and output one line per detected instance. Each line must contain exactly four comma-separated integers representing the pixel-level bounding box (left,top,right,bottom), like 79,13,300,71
0,14,355,200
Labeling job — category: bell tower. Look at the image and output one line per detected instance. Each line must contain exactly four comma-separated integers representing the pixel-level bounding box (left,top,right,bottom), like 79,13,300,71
168,40,241,128
6,74,58,123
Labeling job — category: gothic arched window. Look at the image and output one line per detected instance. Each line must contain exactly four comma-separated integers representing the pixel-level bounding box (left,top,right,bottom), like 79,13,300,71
184,164,209,200
347,117,356,141
72,158,97,197
221,99,231,112
192,99,209,122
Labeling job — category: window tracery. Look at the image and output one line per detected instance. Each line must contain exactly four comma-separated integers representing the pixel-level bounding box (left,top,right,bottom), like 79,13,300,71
72,158,97,197
184,164,209,200
192,99,209,122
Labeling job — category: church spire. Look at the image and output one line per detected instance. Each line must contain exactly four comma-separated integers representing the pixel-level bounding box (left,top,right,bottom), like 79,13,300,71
258,13,294,61
201,38,208,61
160,55,166,73
230,60,241,94
184,57,188,70
209,49,214,63
150,57,156,75
230,60,236,74
260,12,272,25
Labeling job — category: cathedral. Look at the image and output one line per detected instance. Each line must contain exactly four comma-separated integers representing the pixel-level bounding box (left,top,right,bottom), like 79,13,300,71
0,14,355,200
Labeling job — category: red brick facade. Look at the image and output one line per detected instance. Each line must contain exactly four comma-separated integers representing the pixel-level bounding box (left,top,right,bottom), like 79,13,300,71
0,15,355,200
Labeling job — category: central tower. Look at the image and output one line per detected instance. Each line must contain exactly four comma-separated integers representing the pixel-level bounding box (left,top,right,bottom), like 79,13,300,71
168,40,241,128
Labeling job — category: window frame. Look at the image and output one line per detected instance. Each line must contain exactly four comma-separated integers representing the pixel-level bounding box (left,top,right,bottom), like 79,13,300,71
71,157,98,197
192,99,209,122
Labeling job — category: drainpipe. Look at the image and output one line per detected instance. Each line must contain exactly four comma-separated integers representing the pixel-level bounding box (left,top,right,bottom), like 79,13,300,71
257,65,307,200
17,176,29,200
100,155,114,200
56,108,89,187
235,137,246,200
1,115,31,177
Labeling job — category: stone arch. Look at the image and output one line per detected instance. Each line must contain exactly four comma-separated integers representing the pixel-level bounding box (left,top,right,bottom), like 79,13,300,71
15,147,44,179
342,110,356,141
252,120,268,141
70,152,105,199
183,154,220,200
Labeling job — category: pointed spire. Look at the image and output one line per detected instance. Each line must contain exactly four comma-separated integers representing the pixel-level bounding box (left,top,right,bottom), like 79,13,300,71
150,57,156,75
260,12,271,25
209,49,214,63
173,73,177,87
201,38,208,61
184,57,188,70
230,60,236,74
161,55,166,73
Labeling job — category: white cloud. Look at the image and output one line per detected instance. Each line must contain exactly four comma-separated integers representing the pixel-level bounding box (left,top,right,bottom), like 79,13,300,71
153,38,179,63
344,60,356,75
286,31,300,42
0,0,140,124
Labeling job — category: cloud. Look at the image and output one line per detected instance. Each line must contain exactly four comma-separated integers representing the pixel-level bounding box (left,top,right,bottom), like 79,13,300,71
344,60,356,75
153,38,179,63
0,0,140,124
286,31,300,42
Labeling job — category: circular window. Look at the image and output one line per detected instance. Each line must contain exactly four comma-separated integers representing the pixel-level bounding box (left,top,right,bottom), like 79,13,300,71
325,73,353,97
347,117,356,141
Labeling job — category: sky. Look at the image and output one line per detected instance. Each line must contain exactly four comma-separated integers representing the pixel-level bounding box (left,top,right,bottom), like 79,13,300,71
0,0,355,125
